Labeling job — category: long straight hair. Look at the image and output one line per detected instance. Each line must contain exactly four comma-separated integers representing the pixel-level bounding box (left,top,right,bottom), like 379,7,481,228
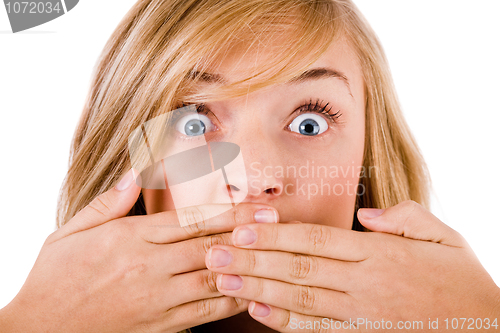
56,0,430,232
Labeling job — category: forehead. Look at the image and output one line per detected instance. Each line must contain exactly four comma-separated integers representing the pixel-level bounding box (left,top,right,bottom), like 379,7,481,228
197,36,364,104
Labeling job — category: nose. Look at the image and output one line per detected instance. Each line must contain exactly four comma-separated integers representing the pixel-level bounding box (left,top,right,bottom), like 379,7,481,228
209,98,285,205
218,140,284,205
242,157,284,202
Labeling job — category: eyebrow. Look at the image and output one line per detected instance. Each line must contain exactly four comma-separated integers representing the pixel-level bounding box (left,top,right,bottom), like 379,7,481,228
289,67,353,97
187,67,353,96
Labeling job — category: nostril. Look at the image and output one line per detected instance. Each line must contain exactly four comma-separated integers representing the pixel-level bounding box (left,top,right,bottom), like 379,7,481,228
264,188,275,194
227,184,240,192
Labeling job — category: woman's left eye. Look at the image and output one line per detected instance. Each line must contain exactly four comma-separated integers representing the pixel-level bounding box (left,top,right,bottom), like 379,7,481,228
288,113,329,136
174,113,214,136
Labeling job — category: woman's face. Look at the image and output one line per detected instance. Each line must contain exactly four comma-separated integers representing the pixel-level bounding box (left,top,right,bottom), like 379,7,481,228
143,37,366,229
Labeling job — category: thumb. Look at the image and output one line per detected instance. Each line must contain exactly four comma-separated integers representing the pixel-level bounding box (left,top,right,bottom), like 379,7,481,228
49,168,142,243
357,200,466,247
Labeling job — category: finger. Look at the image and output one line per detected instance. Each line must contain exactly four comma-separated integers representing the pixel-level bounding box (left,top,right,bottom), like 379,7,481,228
164,296,249,332
166,270,222,306
231,223,370,261
357,200,467,247
248,301,351,333
131,203,278,244
149,221,277,276
166,232,232,273
206,245,357,292
215,274,356,320
47,168,142,243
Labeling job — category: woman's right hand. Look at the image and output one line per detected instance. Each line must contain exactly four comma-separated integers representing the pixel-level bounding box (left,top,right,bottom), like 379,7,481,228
0,169,279,333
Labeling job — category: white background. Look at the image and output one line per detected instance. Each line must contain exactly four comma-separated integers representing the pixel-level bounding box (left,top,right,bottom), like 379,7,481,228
0,1,499,308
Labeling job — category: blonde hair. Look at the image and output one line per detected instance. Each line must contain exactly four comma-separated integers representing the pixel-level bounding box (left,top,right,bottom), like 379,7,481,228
56,0,430,231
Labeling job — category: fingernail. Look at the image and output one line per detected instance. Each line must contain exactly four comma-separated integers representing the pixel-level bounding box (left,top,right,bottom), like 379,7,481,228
359,208,384,219
209,248,232,268
254,209,277,223
115,169,135,191
233,227,257,246
217,274,243,290
250,301,271,317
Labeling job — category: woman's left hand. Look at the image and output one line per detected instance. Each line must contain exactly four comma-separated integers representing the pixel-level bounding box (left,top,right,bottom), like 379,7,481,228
205,200,500,332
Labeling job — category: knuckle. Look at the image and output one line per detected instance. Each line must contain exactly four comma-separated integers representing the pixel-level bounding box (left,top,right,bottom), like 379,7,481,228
254,278,265,299
231,207,243,226
113,218,135,239
232,297,247,310
202,234,229,253
280,311,293,330
397,200,422,235
98,220,132,249
245,250,257,273
308,224,330,253
88,194,113,218
269,224,279,246
184,220,205,238
400,200,421,213
289,254,313,280
181,206,206,234
295,285,316,312
197,298,216,318
378,237,414,265
311,320,324,333
204,271,219,294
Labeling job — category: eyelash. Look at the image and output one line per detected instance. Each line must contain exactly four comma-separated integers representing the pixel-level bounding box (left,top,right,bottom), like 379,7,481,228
169,102,212,123
173,99,342,126
295,98,342,123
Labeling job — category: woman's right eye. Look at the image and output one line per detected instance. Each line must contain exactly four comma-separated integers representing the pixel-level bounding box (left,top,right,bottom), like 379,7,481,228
174,113,214,137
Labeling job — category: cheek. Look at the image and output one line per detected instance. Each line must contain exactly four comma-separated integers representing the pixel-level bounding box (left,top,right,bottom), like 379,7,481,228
281,112,365,229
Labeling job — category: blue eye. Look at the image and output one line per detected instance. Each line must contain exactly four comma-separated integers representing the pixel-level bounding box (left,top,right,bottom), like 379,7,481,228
288,113,328,136
175,113,214,136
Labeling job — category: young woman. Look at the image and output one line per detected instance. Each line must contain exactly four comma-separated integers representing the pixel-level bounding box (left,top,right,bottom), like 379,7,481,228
1,0,499,332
